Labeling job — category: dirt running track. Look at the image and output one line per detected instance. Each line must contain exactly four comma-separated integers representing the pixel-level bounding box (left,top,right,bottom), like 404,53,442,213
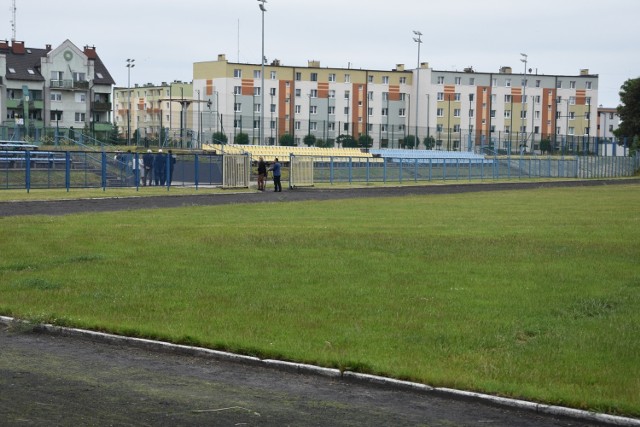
1,179,638,426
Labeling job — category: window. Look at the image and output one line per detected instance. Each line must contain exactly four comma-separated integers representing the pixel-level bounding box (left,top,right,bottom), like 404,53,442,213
310,105,317,115
270,71,276,79
569,81,576,89
569,112,575,120
368,91,374,100
569,96,576,105
368,107,373,116
328,106,335,115
295,89,301,97
234,103,242,112
568,127,575,135
469,94,474,101
535,111,541,119
233,86,241,95
536,80,541,88
50,111,62,120
436,124,444,132
469,109,474,118
234,119,242,129
329,90,335,98
505,79,511,87
310,122,317,131
469,77,475,85
437,76,445,84
399,108,406,117
368,75,374,83
295,121,301,130
310,73,318,82
50,92,62,101
254,104,261,113
522,79,527,87
586,96,591,105
344,90,350,99
586,81,592,89
75,93,86,103
328,73,336,82
437,108,444,117
453,124,461,132
382,76,389,84
437,92,444,101
234,69,242,78
254,70,261,79
344,107,349,115
454,93,461,101
492,78,497,87
74,112,86,122
520,110,527,119
504,110,511,118
490,110,496,118
27,69,35,75
270,87,276,96
399,77,406,84
295,72,302,81
453,108,461,117
556,80,562,89
270,104,276,113
381,108,388,116
382,92,389,102
455,77,461,85
253,87,261,96
295,105,301,114
310,89,318,98
400,93,406,101
344,74,350,83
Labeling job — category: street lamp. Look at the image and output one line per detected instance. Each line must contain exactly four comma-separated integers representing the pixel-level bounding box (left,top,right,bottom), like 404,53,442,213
520,53,527,153
126,58,135,146
413,30,422,146
258,0,267,145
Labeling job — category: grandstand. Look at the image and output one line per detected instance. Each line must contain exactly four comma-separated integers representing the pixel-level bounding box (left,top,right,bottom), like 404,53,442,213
370,149,491,164
202,144,375,163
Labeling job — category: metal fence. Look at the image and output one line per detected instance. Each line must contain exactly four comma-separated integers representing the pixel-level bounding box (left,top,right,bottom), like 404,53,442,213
1,150,638,192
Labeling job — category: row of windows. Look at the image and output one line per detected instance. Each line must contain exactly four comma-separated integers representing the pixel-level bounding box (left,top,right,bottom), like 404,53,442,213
435,75,593,90
233,68,408,85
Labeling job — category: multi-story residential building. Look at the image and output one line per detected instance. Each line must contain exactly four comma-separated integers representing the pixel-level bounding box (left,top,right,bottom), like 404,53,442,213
0,39,114,140
193,54,599,152
114,81,194,146
193,54,412,147
596,107,620,140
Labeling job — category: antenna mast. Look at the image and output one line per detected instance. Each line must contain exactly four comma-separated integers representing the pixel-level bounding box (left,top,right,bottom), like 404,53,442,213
10,0,17,41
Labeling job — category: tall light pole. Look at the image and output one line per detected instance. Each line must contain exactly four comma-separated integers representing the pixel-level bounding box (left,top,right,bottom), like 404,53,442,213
258,0,267,145
413,30,422,147
126,58,135,145
520,53,527,153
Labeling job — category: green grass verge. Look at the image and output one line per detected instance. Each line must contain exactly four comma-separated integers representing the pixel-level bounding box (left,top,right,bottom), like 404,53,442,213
1,185,639,416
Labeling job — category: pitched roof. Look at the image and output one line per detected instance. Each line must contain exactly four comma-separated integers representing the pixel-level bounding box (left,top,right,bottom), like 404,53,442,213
0,40,115,85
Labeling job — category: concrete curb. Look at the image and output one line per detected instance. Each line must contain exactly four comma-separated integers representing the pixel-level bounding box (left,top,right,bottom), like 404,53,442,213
2,316,639,426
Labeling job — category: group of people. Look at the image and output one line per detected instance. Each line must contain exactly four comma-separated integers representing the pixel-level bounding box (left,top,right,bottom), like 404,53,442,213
257,157,282,192
115,149,176,187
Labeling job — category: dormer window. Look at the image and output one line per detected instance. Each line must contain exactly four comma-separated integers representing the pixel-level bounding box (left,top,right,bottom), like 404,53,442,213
27,69,35,75
8,67,16,73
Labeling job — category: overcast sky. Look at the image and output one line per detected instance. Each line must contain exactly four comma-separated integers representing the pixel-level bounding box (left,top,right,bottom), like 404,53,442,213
7,0,639,107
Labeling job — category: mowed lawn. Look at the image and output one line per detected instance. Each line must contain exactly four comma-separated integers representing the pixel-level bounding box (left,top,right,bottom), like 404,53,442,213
1,184,639,416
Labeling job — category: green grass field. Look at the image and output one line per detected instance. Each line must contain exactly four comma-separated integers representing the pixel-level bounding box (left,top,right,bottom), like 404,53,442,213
1,184,639,416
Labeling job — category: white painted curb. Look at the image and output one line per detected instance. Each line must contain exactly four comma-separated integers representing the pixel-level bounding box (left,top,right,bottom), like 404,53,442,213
2,316,639,426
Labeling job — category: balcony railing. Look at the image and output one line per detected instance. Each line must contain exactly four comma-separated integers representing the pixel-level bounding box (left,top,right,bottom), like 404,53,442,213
50,79,89,90
92,102,112,112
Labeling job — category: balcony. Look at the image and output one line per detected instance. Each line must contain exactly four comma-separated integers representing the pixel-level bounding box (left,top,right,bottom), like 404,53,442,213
50,79,89,90
92,102,112,112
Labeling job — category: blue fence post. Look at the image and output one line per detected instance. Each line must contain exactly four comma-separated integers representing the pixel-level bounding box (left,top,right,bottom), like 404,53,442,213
25,150,31,193
101,152,107,191
194,153,199,190
65,151,71,192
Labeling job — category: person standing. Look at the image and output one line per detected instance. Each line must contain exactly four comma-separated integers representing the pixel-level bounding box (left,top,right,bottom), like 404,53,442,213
257,156,267,191
167,150,177,186
154,149,166,186
268,157,282,192
143,149,154,186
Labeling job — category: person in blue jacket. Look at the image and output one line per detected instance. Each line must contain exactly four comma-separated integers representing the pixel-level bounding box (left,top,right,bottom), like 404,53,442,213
268,157,282,192
154,149,166,186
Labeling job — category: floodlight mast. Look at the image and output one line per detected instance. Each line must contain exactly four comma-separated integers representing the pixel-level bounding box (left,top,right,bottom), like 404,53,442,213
258,0,267,145
413,31,423,144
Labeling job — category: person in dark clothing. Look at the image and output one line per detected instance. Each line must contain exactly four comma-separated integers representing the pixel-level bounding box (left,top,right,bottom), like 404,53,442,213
268,158,282,192
167,150,177,186
257,156,267,191
142,149,154,186
154,149,166,186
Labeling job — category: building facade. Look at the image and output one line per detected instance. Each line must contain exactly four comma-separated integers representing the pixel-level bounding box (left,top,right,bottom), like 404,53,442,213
0,39,114,141
193,55,600,152
596,107,620,140
114,81,194,145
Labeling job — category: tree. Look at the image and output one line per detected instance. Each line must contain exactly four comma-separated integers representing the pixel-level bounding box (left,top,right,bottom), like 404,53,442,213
212,131,228,144
303,134,316,147
337,134,356,148
540,138,553,155
358,134,373,148
403,135,417,149
235,132,249,145
423,135,436,150
279,133,295,146
615,77,640,140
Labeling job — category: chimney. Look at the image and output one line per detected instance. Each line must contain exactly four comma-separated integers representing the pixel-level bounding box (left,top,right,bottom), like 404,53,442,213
420,62,429,69
0,40,9,49
395,64,405,72
217,54,226,61
46,44,52,51
580,69,590,76
83,45,97,59
308,60,320,68
500,66,512,74
11,40,25,54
